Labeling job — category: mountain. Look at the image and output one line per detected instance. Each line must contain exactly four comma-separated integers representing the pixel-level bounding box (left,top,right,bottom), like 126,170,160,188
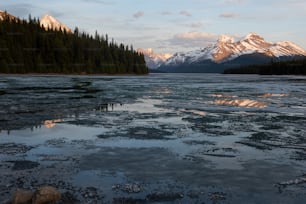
0,10,17,21
0,12,148,74
0,11,72,33
40,14,71,33
137,48,172,69
158,33,306,73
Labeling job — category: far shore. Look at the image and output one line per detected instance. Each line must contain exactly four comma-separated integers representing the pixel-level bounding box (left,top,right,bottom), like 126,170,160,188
0,73,150,77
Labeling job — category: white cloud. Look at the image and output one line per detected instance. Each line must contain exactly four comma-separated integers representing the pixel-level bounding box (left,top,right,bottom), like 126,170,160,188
133,11,144,18
168,31,217,47
179,10,192,17
220,13,239,18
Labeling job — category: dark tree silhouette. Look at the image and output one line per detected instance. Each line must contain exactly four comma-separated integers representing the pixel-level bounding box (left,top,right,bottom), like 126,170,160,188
224,58,306,75
0,15,148,74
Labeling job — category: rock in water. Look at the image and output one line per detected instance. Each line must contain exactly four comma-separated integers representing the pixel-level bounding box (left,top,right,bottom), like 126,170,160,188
12,189,34,204
32,186,61,204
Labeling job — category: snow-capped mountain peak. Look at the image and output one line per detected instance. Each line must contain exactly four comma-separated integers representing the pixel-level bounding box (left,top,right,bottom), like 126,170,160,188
0,11,71,33
239,32,272,51
276,41,306,54
138,48,172,61
243,32,264,41
218,35,235,44
269,41,306,57
162,32,306,67
137,48,172,69
40,14,71,33
0,10,17,21
0,10,5,20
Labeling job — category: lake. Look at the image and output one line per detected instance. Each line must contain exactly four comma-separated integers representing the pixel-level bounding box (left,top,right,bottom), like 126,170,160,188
0,73,306,203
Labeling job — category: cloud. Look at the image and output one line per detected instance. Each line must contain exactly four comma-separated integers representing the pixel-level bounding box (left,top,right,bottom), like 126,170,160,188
133,11,144,18
219,13,239,18
168,31,217,47
223,0,244,3
180,22,204,28
179,10,192,17
189,22,203,28
161,11,172,15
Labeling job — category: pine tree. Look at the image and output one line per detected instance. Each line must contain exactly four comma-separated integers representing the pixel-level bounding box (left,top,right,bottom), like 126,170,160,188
0,15,148,74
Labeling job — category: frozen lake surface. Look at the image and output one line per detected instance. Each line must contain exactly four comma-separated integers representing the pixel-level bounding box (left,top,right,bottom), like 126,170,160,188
0,73,306,203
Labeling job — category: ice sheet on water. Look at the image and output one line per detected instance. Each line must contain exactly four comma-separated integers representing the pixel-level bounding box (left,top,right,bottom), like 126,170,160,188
0,74,306,203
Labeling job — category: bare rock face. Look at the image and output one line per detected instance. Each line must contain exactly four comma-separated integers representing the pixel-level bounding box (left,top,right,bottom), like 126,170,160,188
32,186,61,204
12,189,34,204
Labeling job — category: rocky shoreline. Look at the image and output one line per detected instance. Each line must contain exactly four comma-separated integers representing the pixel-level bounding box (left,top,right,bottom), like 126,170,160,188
0,142,220,204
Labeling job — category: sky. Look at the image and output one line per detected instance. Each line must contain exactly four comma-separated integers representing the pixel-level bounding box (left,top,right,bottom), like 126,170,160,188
1,0,306,54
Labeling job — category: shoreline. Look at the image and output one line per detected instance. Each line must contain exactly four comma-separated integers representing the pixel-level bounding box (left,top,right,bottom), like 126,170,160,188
0,73,149,77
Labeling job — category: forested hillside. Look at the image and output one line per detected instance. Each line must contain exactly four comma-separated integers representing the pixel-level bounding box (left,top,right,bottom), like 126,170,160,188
223,59,306,75
0,14,148,74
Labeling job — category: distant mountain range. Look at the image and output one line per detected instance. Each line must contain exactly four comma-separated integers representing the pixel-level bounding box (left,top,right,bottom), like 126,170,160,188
137,48,172,69
0,10,71,33
2,9,305,74
142,33,306,73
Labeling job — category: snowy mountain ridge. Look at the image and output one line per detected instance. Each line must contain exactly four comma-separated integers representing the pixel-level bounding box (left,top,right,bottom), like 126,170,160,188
0,10,17,21
137,48,172,69
163,33,306,67
0,11,71,33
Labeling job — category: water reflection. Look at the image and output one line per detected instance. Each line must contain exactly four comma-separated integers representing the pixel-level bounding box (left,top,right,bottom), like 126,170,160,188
214,99,267,108
0,75,306,203
43,119,63,128
181,109,207,116
210,93,238,98
260,93,289,98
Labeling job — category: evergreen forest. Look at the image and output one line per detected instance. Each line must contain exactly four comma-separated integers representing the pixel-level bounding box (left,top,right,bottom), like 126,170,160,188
0,14,148,74
223,58,306,75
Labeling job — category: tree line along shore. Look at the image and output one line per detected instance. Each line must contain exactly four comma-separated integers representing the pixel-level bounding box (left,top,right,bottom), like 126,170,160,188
0,14,148,74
